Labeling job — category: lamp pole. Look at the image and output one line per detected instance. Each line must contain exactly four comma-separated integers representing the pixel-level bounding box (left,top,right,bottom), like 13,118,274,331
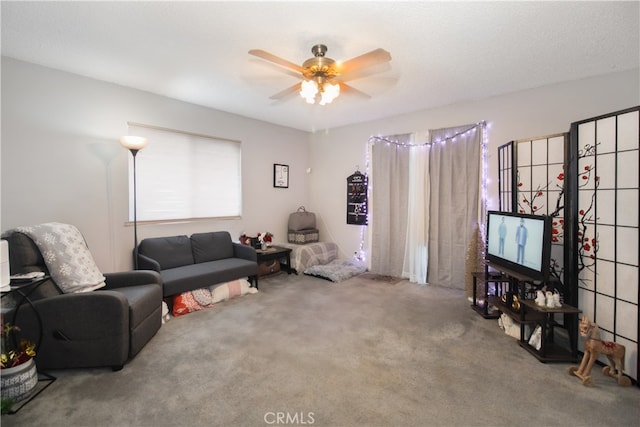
120,136,148,270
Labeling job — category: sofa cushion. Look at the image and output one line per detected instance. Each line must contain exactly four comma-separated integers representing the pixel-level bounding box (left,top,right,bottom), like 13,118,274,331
190,232,234,263
160,258,258,297
138,235,194,270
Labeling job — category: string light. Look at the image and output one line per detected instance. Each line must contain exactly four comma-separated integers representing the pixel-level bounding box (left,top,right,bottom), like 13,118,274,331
480,121,489,253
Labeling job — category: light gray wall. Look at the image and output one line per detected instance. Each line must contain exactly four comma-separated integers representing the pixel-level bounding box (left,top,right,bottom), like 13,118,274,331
308,68,640,260
2,56,638,273
1,57,310,272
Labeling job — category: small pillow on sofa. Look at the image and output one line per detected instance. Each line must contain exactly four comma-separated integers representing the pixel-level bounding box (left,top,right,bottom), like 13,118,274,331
210,279,256,303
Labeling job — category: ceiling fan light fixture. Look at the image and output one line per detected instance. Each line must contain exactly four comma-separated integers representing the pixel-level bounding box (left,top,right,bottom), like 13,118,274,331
300,79,318,103
250,43,390,104
319,82,340,105
300,79,340,105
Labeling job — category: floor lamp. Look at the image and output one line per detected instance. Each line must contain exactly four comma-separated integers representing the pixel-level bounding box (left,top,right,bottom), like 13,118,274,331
120,135,148,270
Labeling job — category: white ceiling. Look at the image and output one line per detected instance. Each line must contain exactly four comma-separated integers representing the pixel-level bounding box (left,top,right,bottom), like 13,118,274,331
2,1,638,132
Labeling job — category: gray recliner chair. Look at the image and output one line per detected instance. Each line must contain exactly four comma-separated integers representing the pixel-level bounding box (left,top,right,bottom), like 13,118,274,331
2,231,163,371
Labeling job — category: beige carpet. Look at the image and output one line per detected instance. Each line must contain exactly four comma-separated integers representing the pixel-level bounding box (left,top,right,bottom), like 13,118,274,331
358,273,404,285
3,273,638,427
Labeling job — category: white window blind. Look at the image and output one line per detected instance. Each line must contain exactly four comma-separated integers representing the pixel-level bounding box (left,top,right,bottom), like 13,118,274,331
126,123,242,221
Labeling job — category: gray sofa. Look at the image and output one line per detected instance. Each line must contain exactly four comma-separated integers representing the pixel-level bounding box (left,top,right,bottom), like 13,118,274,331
2,231,163,371
137,231,259,297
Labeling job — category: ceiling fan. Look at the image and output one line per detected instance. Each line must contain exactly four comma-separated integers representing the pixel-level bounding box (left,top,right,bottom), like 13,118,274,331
248,44,391,105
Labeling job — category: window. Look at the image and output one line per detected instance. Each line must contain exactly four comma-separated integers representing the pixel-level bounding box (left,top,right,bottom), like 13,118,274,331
126,123,242,222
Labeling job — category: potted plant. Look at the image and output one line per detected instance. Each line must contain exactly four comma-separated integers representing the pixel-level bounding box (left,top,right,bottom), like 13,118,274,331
1,318,38,410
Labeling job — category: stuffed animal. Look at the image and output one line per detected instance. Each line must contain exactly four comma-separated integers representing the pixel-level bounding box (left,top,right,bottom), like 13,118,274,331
535,290,546,307
161,301,171,324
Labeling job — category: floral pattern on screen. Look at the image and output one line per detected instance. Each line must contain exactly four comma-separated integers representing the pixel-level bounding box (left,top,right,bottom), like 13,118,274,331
515,133,568,286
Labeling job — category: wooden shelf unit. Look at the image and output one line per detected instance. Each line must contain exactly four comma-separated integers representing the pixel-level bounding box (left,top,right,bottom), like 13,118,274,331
470,271,510,319
473,262,581,363
518,299,581,363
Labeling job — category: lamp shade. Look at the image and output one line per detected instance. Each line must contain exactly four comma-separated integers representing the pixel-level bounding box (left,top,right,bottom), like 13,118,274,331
120,135,148,151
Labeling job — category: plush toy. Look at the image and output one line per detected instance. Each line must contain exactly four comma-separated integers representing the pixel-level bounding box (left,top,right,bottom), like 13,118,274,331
535,290,546,307
161,301,171,324
568,315,630,386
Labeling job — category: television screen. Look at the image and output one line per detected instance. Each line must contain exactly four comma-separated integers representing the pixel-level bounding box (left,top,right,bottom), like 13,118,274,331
486,210,552,281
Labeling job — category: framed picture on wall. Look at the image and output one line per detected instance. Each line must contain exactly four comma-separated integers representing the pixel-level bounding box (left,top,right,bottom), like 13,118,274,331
274,164,289,188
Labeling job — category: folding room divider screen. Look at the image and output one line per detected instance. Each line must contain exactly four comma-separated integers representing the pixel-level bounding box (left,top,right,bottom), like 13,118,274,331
566,106,639,382
514,133,568,293
497,141,516,213
499,134,568,292
500,115,639,383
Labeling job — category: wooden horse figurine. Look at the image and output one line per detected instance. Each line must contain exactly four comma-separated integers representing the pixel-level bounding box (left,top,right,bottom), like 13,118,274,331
568,315,631,386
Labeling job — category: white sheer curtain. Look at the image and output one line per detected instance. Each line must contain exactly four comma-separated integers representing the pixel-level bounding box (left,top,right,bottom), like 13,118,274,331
402,143,430,284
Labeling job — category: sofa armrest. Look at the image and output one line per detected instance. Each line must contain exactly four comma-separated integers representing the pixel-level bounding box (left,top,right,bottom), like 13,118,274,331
103,270,162,290
137,253,162,272
11,291,131,370
233,242,257,262
14,291,130,340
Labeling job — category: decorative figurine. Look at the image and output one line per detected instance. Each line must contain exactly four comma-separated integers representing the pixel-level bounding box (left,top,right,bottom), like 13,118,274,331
568,315,630,386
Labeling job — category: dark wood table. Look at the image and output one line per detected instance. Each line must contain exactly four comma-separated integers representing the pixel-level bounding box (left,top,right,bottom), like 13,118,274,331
255,246,293,275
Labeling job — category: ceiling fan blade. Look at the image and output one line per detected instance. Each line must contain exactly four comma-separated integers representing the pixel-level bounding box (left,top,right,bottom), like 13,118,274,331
249,49,303,74
339,82,371,99
336,48,391,76
270,82,302,100
249,59,302,80
338,62,393,83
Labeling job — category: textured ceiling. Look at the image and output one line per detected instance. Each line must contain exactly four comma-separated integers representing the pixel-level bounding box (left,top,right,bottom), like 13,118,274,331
2,1,638,132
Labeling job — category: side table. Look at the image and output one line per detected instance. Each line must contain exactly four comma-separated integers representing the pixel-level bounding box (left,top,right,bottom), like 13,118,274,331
1,276,57,414
2,276,51,353
255,246,293,281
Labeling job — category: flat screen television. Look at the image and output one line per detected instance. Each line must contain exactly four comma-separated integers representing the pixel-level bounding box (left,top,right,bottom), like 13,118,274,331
485,210,552,281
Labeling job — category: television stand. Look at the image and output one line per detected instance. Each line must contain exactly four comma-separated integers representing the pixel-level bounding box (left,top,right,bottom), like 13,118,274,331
470,270,510,319
518,299,581,363
479,262,581,363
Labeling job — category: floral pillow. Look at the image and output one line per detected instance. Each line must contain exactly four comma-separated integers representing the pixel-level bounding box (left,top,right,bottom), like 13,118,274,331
172,279,257,317
172,292,205,317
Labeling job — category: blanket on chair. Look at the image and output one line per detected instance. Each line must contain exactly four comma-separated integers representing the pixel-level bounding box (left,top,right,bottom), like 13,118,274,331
13,222,105,293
